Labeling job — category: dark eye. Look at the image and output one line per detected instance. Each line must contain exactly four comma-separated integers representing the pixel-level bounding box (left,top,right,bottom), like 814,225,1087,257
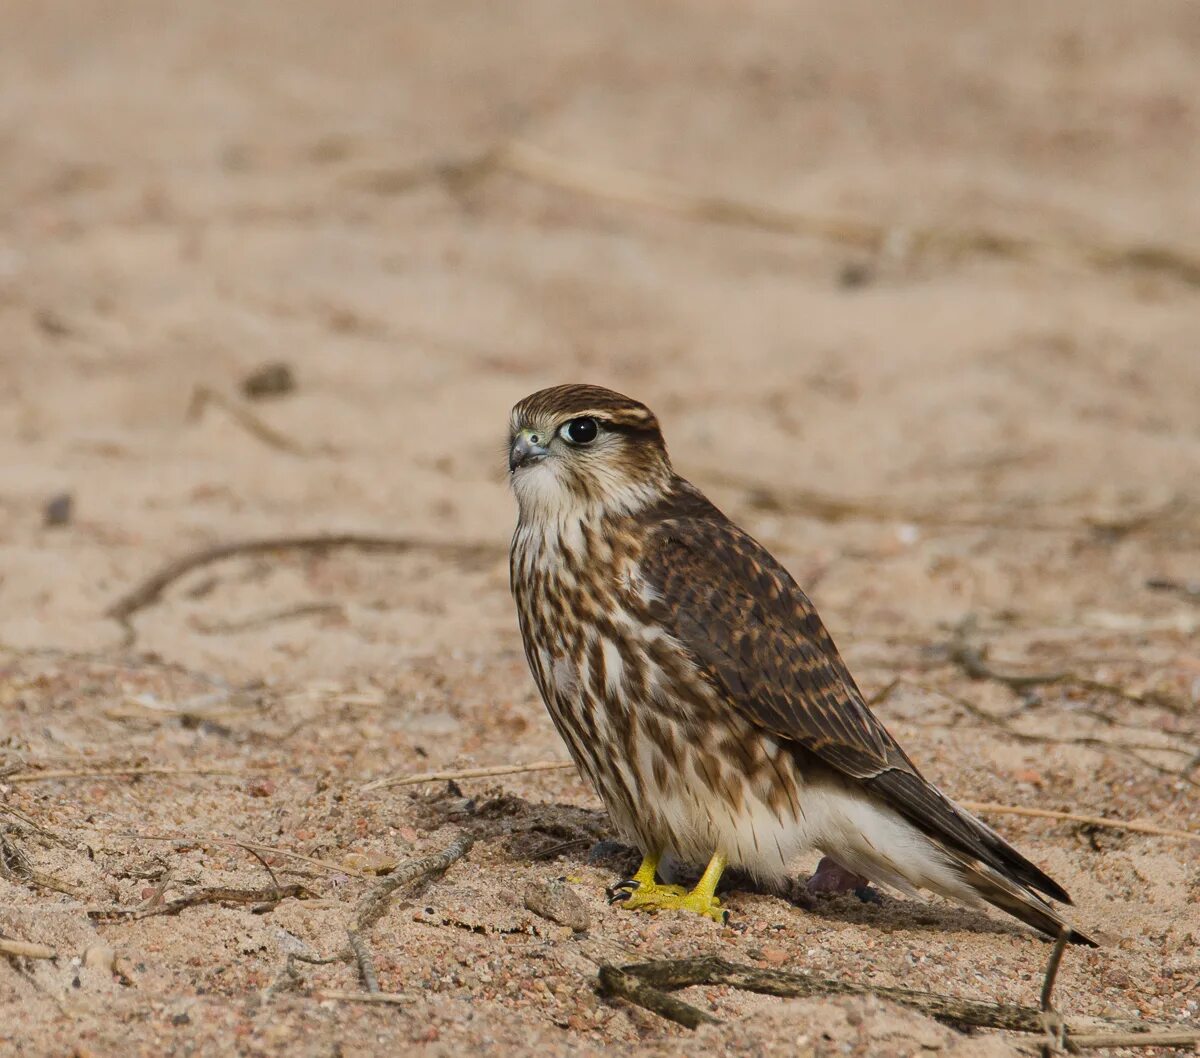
560,417,599,445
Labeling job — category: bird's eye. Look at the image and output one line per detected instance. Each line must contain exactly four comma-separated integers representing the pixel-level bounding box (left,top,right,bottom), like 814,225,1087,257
560,417,599,445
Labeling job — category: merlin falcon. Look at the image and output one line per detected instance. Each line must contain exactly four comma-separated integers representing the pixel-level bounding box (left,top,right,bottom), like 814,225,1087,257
508,383,1092,945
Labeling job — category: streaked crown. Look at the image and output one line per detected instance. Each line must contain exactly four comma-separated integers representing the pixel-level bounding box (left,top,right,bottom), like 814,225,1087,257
508,384,672,522
512,384,663,439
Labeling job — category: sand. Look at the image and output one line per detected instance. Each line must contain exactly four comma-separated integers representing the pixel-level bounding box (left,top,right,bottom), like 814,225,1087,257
1,1,1198,1054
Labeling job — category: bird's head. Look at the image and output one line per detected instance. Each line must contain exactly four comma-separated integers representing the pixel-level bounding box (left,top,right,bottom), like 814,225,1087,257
508,384,672,524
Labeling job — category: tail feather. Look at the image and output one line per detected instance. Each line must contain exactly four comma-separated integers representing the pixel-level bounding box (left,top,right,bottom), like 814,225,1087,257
810,780,1096,945
952,855,1098,947
869,770,1072,904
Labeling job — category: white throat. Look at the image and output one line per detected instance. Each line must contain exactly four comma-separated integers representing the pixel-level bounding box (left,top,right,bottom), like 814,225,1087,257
511,460,663,535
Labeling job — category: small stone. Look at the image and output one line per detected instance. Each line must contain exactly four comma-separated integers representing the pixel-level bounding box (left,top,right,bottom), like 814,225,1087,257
523,879,589,933
44,493,73,527
82,945,115,973
761,947,789,967
35,308,72,337
246,779,276,798
341,850,397,875
241,362,295,400
838,261,874,289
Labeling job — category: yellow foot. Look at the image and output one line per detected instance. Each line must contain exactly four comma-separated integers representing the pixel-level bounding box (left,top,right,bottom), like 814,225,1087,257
607,877,728,924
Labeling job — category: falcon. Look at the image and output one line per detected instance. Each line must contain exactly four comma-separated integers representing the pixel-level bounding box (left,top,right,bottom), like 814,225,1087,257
508,383,1092,944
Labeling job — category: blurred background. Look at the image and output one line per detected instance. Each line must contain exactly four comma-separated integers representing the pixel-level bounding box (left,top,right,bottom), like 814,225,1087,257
2,3,1199,1053
2,1,1199,678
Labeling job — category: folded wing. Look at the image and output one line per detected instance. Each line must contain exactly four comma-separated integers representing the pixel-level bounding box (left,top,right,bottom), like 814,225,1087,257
640,511,1071,906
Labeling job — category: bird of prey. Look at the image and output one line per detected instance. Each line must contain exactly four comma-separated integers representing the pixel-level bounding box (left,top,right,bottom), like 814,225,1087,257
507,383,1093,944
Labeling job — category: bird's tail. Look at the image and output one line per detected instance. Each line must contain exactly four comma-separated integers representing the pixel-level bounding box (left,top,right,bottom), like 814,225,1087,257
848,770,1098,946
808,779,1097,946
948,853,1097,947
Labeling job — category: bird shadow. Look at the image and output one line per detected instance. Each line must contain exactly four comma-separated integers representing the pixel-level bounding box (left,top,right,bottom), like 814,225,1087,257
415,786,1047,946
773,883,1042,946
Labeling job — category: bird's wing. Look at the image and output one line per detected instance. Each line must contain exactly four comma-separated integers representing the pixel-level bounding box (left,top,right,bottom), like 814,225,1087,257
640,513,1070,903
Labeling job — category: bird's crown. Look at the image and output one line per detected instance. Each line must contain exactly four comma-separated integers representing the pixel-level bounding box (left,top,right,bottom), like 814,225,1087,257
511,384,661,435
507,384,672,523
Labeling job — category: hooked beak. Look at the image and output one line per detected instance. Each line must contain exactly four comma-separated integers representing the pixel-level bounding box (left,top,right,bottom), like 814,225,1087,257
509,429,550,472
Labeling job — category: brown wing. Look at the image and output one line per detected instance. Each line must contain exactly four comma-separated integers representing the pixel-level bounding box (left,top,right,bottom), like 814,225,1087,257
641,508,1070,903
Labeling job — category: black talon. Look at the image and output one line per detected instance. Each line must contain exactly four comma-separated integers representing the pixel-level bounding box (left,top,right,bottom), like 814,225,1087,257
605,878,639,903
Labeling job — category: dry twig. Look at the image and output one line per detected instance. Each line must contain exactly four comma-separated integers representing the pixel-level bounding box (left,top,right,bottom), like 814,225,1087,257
0,828,80,896
336,831,475,997
313,990,412,1006
354,831,474,932
191,602,343,635
89,883,312,921
354,142,1200,288
186,385,319,457
1146,578,1200,605
1067,1032,1200,1051
944,624,1186,714
703,468,1200,543
6,766,240,784
1039,929,1070,1057
959,802,1199,844
0,939,57,961
345,929,380,995
362,760,574,791
494,142,1200,288
239,845,281,892
0,830,33,880
81,826,375,879
597,956,1199,1051
105,533,503,643
598,964,717,1028
136,867,174,911
264,951,340,1000
934,681,1197,787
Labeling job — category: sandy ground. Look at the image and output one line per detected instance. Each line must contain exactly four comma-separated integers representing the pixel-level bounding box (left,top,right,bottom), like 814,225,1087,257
2,1,1200,1055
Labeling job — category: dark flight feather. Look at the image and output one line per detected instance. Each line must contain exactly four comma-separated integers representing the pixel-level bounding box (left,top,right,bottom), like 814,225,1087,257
640,487,1078,913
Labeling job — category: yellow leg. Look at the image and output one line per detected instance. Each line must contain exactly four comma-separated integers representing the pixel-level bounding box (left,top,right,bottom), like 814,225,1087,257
606,851,686,905
609,851,729,924
691,851,727,907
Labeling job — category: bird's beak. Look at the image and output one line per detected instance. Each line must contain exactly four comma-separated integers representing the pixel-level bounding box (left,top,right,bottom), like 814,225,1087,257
509,430,550,472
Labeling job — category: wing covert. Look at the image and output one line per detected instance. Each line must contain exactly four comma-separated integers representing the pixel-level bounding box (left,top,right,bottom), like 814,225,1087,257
641,516,906,780
639,511,1071,903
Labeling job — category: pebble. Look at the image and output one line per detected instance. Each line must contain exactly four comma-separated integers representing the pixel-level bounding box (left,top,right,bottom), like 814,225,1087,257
82,945,116,973
241,361,296,400
523,879,590,933
761,947,790,967
44,492,73,527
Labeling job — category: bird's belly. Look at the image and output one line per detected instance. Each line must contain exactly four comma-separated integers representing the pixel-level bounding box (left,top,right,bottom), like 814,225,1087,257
639,723,820,881
534,640,822,880
516,567,836,880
